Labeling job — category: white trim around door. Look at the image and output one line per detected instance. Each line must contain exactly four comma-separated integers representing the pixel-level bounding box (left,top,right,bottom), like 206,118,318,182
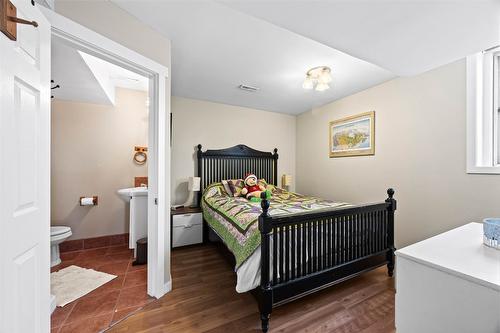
39,7,171,299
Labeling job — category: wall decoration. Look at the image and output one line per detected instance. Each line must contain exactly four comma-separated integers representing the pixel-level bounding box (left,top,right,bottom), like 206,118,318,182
329,111,375,158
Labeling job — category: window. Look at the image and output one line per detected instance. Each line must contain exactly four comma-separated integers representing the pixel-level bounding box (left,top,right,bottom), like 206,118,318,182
467,47,500,174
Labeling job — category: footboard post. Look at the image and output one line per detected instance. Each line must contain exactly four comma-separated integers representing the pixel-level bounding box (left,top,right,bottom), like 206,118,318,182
385,188,397,277
258,192,273,333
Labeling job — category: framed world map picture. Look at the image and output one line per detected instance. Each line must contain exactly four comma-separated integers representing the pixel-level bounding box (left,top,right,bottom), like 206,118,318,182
329,111,375,158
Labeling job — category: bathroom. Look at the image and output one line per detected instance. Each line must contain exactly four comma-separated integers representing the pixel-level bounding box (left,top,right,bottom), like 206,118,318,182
49,36,153,331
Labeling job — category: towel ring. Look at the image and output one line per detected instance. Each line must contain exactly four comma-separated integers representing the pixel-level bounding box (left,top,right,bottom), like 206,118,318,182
133,151,147,165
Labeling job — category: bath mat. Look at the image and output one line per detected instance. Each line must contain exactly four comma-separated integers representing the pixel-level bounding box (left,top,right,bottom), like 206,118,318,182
51,265,117,307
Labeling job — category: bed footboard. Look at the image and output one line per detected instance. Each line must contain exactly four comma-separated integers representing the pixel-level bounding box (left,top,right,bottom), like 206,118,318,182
257,189,397,333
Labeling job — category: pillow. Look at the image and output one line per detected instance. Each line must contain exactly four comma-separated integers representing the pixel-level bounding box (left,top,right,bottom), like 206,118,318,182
221,180,233,196
228,179,244,197
221,178,272,197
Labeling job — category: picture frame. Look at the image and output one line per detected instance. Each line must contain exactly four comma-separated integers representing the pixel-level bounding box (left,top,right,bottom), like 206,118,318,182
329,111,375,158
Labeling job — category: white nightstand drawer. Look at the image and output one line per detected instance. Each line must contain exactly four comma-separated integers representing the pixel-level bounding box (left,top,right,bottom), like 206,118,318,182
172,213,202,247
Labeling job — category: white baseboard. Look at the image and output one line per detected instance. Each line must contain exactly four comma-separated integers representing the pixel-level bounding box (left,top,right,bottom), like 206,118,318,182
163,277,172,294
50,294,56,314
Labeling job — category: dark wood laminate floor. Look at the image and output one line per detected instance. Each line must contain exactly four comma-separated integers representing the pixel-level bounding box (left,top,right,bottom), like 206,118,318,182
107,244,395,333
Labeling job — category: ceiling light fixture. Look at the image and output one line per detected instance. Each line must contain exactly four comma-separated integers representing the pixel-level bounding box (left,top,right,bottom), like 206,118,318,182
303,66,332,92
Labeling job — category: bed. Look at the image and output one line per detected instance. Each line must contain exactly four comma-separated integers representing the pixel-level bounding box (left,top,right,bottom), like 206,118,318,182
197,144,396,333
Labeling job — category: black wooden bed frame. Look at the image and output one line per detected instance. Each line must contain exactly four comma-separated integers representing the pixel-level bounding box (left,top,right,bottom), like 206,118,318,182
197,144,396,333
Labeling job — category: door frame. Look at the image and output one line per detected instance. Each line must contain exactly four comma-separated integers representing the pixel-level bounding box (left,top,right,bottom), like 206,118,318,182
40,7,171,298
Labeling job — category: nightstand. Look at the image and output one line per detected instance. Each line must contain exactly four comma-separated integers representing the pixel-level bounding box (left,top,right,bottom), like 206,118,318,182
170,207,203,248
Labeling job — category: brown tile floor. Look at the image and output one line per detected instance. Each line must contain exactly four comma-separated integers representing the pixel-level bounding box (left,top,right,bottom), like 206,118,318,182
50,244,154,333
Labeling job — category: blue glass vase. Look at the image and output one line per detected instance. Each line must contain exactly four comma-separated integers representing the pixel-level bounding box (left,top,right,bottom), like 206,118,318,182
483,218,500,250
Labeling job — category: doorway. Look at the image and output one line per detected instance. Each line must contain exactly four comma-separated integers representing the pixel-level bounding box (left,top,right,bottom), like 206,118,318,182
44,7,172,331
40,6,171,300
49,34,155,330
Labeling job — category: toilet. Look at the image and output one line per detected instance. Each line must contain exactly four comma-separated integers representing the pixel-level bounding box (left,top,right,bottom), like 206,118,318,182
50,226,72,267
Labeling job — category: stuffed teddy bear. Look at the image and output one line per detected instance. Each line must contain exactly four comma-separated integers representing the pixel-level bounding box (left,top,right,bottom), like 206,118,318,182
241,173,271,202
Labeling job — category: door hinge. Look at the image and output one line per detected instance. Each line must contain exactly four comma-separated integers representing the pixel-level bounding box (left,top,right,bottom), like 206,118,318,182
154,198,158,205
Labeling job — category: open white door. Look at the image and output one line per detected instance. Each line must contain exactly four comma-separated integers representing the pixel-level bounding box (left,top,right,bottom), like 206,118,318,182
0,1,51,333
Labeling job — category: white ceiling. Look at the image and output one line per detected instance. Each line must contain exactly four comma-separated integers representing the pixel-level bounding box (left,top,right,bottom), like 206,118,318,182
112,0,500,115
112,0,395,115
52,37,111,104
221,1,500,76
51,37,148,105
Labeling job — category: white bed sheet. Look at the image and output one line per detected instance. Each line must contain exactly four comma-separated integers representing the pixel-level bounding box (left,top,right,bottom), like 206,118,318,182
236,247,261,293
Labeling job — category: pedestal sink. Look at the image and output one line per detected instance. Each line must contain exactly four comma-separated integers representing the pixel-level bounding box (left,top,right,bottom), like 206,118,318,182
118,187,148,255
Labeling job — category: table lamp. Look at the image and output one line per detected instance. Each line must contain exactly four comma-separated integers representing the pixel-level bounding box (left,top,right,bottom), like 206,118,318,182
282,174,292,190
183,176,201,207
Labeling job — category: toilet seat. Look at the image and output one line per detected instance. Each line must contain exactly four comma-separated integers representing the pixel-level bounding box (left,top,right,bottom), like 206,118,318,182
51,226,71,237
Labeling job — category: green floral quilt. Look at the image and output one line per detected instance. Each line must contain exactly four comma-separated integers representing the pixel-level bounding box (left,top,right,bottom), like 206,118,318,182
202,183,351,269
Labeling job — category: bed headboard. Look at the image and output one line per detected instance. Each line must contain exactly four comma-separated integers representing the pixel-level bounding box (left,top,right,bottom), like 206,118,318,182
196,144,278,203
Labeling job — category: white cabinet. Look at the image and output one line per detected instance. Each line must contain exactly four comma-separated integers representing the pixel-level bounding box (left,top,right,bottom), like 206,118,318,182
395,223,500,333
172,212,203,248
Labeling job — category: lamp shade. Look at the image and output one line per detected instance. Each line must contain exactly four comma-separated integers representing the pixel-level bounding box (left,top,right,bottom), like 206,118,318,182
282,174,292,187
319,70,332,84
188,176,201,192
302,77,314,89
315,82,329,92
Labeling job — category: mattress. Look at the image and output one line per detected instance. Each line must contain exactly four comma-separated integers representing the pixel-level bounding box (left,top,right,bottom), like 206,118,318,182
202,182,351,292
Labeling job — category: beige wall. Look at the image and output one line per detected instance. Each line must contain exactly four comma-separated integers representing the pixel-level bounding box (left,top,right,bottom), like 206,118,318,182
297,59,500,248
51,88,149,240
171,96,296,205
